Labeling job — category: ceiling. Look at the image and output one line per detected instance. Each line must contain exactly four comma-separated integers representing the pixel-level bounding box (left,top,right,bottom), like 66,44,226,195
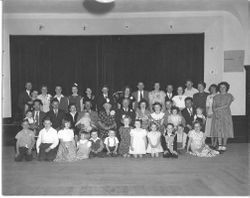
2,0,246,15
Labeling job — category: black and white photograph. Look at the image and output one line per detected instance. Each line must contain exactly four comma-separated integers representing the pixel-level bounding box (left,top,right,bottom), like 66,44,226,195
1,0,249,196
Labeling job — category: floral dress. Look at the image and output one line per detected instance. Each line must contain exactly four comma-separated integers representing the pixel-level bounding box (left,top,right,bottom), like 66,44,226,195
149,112,166,133
98,110,116,140
119,126,132,155
188,130,219,157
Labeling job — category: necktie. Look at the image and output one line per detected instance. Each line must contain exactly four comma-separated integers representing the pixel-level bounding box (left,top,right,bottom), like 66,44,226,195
35,111,39,125
188,108,192,116
55,109,58,117
140,91,143,101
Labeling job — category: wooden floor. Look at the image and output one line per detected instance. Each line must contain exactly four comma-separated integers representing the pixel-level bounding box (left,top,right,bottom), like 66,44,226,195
2,143,249,195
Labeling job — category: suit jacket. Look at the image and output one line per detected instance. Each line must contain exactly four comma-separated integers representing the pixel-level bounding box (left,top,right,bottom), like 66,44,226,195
54,95,69,113
181,107,194,128
65,112,79,128
132,90,149,109
96,94,114,112
32,110,46,132
46,109,65,130
165,92,175,101
18,91,31,112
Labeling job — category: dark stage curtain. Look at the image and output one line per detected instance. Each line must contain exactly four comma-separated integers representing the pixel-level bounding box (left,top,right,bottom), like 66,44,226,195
10,34,204,117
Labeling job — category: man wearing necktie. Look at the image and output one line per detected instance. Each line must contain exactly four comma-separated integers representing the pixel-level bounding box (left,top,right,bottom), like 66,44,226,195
32,99,46,134
181,97,194,134
132,82,149,110
46,99,65,130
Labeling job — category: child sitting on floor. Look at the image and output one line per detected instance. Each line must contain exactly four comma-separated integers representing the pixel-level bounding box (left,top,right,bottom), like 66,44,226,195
187,121,219,157
104,130,119,157
146,122,163,157
54,119,77,162
76,131,92,160
89,131,105,158
176,124,187,154
163,123,178,158
15,119,35,162
36,118,59,161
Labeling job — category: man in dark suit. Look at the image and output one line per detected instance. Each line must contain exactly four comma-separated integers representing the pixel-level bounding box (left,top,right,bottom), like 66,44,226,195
132,82,149,110
32,99,46,134
96,85,114,112
165,84,175,101
115,98,136,139
46,99,65,131
17,82,32,117
181,97,195,134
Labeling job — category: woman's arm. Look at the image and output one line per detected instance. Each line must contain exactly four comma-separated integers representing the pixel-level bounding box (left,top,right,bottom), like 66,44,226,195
16,139,20,154
186,137,192,152
130,136,134,150
98,121,107,130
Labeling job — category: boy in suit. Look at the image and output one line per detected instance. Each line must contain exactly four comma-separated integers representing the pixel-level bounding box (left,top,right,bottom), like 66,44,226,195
17,82,32,117
181,97,195,133
32,99,46,135
96,85,114,112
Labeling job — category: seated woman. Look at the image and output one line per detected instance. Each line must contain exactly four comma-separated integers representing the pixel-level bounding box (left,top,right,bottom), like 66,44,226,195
135,99,151,130
187,121,219,157
98,102,117,141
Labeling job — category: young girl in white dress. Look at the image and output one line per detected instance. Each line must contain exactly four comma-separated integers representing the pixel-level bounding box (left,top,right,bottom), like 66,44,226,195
187,121,219,157
167,107,185,129
129,120,147,158
146,122,163,157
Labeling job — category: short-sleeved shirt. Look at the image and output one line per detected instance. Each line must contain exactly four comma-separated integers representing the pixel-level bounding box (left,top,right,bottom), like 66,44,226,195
15,129,35,148
104,136,119,147
57,129,74,142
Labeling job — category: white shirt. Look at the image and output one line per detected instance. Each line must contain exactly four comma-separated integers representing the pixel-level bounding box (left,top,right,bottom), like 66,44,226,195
37,94,52,113
184,88,198,98
57,128,74,142
166,92,173,99
137,90,144,102
104,136,119,147
54,94,64,103
36,127,59,152
26,90,31,96
172,95,187,110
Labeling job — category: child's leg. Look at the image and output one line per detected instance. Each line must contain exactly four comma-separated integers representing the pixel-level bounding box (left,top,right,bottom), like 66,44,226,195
139,154,143,158
151,153,154,158
155,152,159,157
133,154,138,158
15,147,26,162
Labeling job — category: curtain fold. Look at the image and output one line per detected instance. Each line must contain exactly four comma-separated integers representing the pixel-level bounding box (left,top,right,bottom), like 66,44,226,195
10,34,204,117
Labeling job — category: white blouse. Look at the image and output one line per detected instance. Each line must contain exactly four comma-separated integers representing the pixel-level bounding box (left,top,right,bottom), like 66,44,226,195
57,129,74,142
172,95,187,110
37,94,52,113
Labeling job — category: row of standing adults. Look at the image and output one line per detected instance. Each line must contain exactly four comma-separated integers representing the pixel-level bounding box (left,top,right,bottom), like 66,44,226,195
17,80,234,151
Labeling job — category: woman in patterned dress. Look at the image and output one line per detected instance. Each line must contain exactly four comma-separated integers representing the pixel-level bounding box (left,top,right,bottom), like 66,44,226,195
98,102,117,140
210,82,234,152
135,99,151,130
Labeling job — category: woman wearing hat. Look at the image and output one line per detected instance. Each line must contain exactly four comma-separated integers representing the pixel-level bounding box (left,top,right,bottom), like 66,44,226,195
98,102,117,140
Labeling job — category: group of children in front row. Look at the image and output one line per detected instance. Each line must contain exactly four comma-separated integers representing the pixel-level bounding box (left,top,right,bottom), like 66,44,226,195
15,115,219,162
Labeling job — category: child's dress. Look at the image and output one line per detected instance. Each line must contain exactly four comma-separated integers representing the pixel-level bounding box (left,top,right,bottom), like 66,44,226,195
193,114,206,131
168,114,185,128
76,139,92,160
188,130,219,157
146,131,163,153
119,126,132,155
129,128,147,155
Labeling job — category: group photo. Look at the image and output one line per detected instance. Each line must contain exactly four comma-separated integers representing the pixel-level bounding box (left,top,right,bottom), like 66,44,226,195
2,0,249,196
